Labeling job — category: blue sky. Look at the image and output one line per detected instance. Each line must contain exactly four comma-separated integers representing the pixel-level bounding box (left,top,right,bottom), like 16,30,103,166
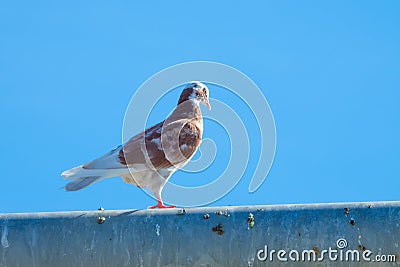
1,1,399,213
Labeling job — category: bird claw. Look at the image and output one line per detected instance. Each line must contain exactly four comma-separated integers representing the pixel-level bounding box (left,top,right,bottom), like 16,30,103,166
148,205,176,209
149,200,176,209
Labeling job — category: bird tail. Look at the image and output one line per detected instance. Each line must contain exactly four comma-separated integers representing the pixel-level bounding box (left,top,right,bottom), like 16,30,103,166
64,176,101,191
61,165,125,191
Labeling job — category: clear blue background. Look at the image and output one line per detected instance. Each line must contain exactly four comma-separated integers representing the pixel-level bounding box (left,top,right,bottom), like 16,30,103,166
1,1,399,213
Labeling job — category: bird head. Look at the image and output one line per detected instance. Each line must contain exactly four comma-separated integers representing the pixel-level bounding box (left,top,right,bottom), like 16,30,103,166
179,81,211,110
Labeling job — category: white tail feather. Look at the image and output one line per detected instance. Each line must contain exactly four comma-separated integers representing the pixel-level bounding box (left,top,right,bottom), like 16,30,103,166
65,176,103,191
61,165,131,180
62,165,129,191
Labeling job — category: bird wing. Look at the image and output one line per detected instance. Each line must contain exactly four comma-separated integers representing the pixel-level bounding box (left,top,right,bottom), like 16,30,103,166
120,118,202,170
119,121,174,170
80,123,164,171
81,117,201,173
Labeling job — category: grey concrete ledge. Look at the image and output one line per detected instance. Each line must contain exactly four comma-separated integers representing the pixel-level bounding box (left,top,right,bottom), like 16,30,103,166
1,201,399,266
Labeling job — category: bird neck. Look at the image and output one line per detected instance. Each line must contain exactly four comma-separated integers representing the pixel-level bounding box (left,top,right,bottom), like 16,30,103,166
170,100,203,121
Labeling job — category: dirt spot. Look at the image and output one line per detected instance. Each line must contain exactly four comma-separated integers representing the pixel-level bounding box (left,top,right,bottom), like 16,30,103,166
212,224,224,235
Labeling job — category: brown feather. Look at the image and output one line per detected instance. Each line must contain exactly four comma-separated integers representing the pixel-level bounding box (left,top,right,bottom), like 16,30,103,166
179,121,202,159
118,122,173,169
119,87,204,170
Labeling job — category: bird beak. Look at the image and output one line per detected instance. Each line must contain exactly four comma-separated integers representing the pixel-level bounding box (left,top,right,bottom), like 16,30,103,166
205,100,211,110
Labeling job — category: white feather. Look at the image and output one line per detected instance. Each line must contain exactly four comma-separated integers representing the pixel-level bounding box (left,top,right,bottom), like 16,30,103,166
61,165,130,180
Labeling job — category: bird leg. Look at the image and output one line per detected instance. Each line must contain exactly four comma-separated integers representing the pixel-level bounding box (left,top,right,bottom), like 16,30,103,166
149,199,176,209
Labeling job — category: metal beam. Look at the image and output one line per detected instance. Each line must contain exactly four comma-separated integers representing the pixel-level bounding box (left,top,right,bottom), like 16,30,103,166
1,202,399,266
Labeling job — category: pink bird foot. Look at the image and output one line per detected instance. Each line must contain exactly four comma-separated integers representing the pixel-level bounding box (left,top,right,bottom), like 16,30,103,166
149,200,176,209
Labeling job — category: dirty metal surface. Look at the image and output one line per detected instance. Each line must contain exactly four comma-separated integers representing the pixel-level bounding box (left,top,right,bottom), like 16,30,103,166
1,202,399,266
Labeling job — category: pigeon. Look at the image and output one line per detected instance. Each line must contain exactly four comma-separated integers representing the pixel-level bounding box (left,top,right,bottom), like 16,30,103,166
62,81,211,209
